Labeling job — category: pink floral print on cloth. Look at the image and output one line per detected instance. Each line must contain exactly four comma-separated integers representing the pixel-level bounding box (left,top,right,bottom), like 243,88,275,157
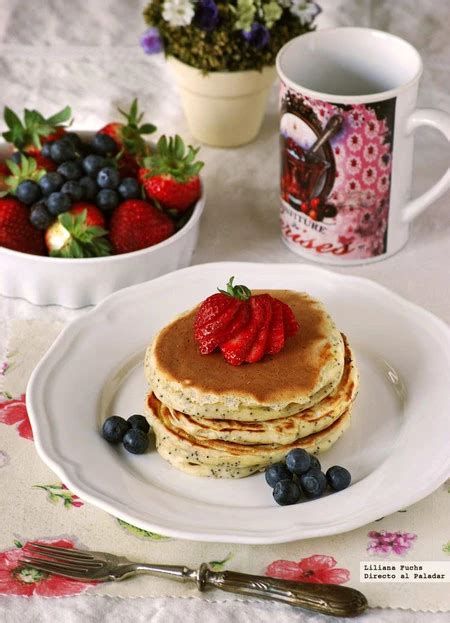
0,538,98,596
367,530,417,556
0,394,33,440
266,554,350,584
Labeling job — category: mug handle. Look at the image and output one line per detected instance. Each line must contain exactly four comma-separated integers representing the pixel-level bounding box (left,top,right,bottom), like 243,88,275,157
402,108,450,223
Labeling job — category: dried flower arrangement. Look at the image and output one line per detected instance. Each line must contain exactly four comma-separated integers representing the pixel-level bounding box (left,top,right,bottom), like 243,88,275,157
141,1,321,72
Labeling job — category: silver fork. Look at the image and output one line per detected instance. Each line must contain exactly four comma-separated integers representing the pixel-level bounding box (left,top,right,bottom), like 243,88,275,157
20,542,367,617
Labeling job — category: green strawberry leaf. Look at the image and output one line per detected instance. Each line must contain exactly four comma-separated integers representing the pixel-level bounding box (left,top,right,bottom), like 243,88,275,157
129,98,138,123
54,210,111,258
4,106,23,130
143,134,203,183
139,123,156,135
47,105,72,125
5,159,21,177
2,105,71,149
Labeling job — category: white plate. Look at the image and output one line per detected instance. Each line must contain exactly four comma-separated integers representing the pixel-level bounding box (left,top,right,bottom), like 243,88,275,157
26,262,450,544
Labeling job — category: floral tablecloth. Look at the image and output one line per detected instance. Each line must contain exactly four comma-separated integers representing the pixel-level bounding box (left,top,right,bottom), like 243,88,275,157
0,319,449,612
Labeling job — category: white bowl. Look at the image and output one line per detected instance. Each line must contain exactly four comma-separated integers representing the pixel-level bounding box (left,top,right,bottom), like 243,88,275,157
0,132,205,308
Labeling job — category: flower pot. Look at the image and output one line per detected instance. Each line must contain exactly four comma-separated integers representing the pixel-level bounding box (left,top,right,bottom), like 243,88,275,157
168,57,277,148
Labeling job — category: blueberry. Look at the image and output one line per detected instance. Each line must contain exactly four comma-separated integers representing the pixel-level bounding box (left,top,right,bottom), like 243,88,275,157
265,462,293,488
91,133,118,156
39,172,64,196
50,139,77,163
41,142,54,159
309,455,321,471
96,188,119,211
82,154,106,178
57,160,83,180
79,176,98,201
118,177,141,200
326,466,351,492
273,479,301,506
10,151,23,164
61,181,84,202
127,414,150,434
285,449,311,475
123,429,149,454
299,469,327,499
63,132,84,150
101,416,130,443
97,167,120,189
29,202,54,230
16,180,41,205
47,192,72,215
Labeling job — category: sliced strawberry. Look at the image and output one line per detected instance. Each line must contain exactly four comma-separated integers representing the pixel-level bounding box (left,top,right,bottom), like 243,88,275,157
221,297,265,366
195,297,241,355
266,298,285,355
193,278,299,365
217,301,250,344
281,301,299,337
195,293,236,331
245,294,273,363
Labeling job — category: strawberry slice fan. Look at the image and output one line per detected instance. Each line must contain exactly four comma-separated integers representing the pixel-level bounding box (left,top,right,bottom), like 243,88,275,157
194,277,299,366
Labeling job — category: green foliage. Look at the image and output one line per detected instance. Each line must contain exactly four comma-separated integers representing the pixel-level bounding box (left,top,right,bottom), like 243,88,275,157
2,105,71,149
116,98,156,156
143,0,315,72
142,134,204,182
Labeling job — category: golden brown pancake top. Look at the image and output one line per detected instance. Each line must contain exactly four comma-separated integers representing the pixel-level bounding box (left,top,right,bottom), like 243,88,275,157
151,290,341,404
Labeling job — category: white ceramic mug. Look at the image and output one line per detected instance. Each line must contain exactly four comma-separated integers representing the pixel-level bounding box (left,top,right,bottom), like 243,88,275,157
276,27,450,264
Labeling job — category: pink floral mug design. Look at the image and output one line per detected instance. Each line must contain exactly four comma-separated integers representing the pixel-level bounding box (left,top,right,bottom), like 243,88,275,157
276,28,450,264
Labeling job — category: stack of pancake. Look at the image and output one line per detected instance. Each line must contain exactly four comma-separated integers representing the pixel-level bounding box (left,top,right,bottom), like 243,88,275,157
144,290,358,478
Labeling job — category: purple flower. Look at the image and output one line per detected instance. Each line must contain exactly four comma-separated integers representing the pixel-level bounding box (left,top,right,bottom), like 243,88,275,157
140,28,163,54
242,23,270,49
367,530,417,556
194,0,220,31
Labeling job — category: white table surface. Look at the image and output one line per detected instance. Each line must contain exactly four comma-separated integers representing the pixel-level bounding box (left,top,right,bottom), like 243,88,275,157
0,0,449,620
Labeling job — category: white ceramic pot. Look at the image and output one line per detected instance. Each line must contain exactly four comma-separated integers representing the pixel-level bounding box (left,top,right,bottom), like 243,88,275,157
168,57,276,148
0,132,205,308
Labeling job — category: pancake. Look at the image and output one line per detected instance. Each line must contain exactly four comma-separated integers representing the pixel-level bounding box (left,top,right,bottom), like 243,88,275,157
145,290,345,421
146,391,352,478
165,334,358,445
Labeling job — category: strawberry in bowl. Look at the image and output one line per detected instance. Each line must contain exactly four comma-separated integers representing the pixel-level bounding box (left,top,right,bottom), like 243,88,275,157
0,102,205,307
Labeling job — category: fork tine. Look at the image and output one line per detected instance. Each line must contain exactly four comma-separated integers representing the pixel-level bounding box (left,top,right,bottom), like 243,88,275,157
21,555,92,572
19,557,93,580
24,552,103,569
26,545,102,567
27,542,94,560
